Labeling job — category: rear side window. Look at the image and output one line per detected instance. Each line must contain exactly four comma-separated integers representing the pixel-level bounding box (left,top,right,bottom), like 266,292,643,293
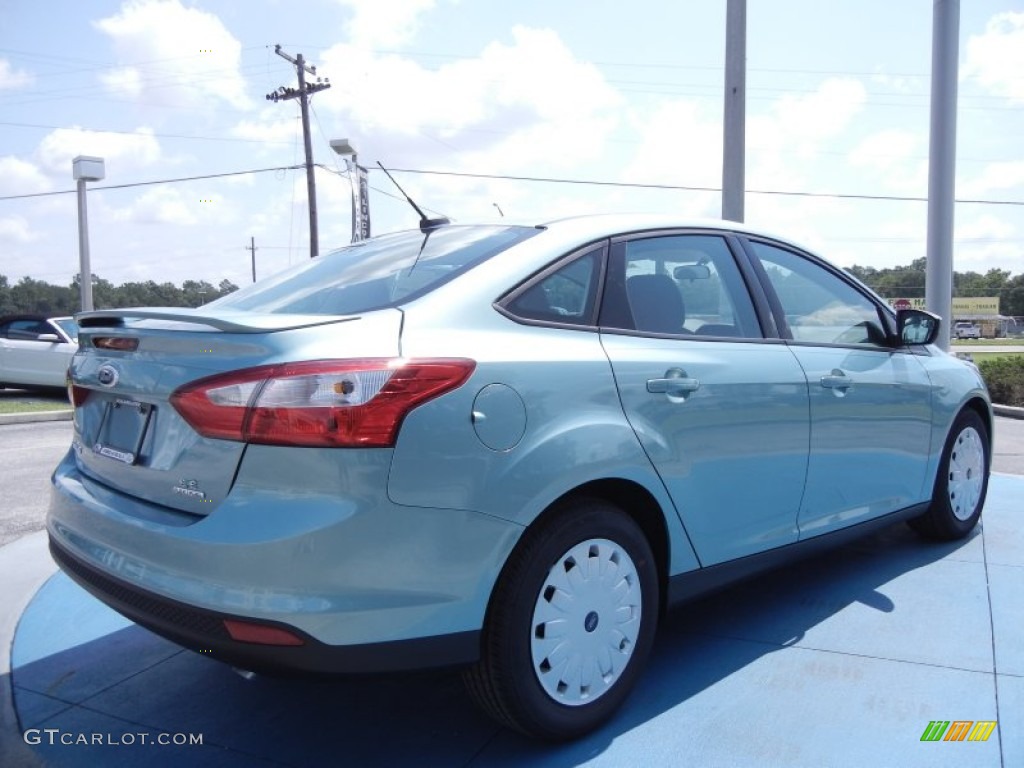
503,246,602,326
208,226,540,315
601,234,762,338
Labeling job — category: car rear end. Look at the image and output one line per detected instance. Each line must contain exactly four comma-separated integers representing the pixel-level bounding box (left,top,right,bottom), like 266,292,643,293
48,226,538,674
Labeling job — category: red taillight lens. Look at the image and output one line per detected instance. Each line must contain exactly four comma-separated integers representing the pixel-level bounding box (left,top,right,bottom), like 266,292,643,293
66,373,90,407
170,358,475,448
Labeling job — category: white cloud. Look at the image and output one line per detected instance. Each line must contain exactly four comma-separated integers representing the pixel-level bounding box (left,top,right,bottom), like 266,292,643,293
320,26,623,175
953,213,1020,275
336,0,437,48
109,186,197,226
232,109,303,147
98,67,143,98
847,129,926,196
963,11,1024,103
0,58,33,90
747,78,867,192
94,0,250,109
624,101,722,189
35,127,162,176
0,156,52,196
0,215,38,243
959,161,1024,198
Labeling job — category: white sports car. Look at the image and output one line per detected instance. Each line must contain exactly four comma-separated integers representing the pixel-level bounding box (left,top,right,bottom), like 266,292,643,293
0,314,79,389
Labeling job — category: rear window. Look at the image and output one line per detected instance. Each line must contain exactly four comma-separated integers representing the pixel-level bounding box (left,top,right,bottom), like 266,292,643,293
208,225,540,315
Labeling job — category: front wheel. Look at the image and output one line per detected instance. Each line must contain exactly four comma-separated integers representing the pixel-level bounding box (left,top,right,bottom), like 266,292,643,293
909,409,990,540
463,498,659,741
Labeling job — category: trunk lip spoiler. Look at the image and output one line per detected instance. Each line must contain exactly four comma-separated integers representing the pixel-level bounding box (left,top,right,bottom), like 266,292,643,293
75,308,362,334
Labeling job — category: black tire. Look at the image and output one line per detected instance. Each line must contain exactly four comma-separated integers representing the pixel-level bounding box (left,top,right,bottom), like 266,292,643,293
463,497,659,741
909,409,990,540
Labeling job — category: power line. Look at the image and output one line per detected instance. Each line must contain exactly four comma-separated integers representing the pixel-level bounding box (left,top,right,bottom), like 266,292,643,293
380,167,1024,207
4,162,1023,210
0,165,304,201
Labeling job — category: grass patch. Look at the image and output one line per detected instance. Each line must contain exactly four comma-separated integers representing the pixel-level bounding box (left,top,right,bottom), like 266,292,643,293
0,400,71,414
967,351,1024,363
950,338,1024,347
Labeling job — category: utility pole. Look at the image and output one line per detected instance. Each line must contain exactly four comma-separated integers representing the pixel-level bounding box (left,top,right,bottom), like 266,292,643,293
246,236,257,282
925,1,959,352
721,0,747,222
266,45,331,259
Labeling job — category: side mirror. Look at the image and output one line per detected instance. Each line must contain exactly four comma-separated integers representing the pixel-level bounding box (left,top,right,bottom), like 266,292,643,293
896,309,940,346
37,333,62,343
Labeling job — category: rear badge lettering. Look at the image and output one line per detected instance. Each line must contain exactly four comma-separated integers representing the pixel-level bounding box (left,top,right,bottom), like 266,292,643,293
94,445,135,464
174,479,207,501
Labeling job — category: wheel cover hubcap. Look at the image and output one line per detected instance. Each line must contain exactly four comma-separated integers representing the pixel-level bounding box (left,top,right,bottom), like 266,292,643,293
948,426,985,521
530,538,642,706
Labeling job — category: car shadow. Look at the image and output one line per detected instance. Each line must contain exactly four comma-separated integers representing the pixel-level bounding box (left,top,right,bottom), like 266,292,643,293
10,521,980,767
0,387,69,405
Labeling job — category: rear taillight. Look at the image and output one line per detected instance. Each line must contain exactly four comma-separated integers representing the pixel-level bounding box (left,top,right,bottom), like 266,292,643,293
66,373,89,407
170,358,475,448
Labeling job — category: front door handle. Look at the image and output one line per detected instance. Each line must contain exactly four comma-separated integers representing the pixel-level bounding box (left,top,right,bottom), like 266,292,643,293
820,369,852,390
647,368,701,397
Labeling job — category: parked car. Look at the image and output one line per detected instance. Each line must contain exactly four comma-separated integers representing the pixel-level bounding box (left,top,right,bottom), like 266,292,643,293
49,215,991,740
0,314,79,390
954,321,982,339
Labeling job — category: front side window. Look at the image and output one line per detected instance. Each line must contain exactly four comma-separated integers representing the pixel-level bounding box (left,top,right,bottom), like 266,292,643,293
208,225,540,315
3,319,53,341
602,234,761,338
750,241,888,346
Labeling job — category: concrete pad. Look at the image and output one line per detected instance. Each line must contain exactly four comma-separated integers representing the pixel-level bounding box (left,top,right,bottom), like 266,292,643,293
476,637,1001,767
988,563,1024,677
5,476,1021,766
980,475,1024,568
675,537,995,673
999,674,1022,768
13,576,182,706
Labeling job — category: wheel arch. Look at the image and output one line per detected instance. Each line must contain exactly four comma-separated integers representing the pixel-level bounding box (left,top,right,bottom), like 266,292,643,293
510,478,672,617
961,395,994,451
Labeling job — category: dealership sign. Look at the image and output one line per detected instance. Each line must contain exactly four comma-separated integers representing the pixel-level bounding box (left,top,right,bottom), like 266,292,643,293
887,297,1001,315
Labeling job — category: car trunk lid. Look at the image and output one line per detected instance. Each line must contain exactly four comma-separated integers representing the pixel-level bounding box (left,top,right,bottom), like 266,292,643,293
69,308,403,516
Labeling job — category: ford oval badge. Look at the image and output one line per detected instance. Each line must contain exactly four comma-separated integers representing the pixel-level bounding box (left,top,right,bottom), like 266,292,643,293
97,364,119,388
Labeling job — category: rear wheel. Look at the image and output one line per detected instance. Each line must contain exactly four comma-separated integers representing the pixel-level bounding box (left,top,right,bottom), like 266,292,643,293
909,409,989,540
463,498,659,741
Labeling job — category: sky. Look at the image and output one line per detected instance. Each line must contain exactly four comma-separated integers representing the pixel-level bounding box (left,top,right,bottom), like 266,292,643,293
1,0,1022,291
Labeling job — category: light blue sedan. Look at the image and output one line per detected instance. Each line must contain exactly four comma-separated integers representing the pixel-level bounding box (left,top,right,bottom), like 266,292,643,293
49,215,991,740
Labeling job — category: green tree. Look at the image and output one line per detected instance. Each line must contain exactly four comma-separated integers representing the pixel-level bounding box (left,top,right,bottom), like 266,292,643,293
1000,274,1024,316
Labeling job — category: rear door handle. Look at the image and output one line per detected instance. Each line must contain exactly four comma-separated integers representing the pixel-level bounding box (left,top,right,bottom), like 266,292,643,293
647,368,701,396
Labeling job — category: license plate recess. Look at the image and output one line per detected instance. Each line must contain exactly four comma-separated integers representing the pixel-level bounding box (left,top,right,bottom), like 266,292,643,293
93,398,153,465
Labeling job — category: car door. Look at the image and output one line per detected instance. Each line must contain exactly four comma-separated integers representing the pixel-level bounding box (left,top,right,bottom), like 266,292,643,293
0,318,70,387
743,238,934,538
599,232,810,566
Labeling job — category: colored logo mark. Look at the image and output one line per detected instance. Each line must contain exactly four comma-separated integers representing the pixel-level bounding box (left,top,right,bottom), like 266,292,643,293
920,720,997,742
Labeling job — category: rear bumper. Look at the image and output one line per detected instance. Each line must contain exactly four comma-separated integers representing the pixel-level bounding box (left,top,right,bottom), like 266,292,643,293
49,536,480,674
47,446,522,673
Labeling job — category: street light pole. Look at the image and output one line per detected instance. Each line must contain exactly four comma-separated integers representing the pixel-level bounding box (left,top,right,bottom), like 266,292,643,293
72,156,105,312
330,138,368,242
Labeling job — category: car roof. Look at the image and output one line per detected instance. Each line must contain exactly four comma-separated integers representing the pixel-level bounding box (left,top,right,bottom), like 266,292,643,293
533,214,813,251
0,314,62,323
